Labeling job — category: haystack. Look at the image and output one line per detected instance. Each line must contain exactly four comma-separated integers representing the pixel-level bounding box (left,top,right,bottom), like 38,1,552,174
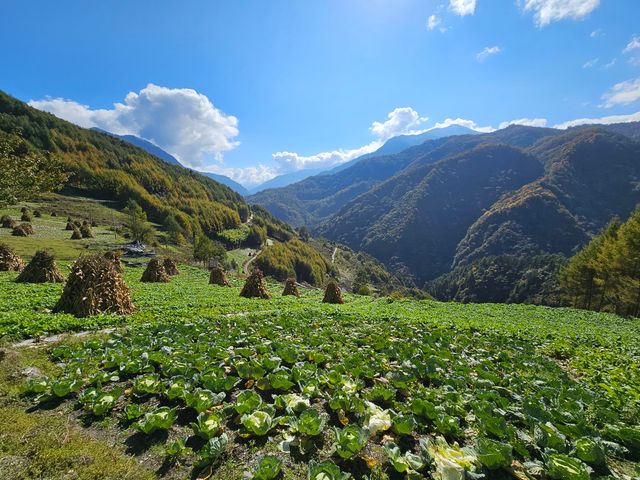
51,211,57,217
163,258,180,276
282,278,300,297
140,258,170,283
20,207,28,213
53,254,135,317
91,220,98,227
12,226,27,237
104,251,124,273
16,250,65,283
209,266,231,287
12,224,33,236
80,224,94,238
322,281,344,304
21,212,32,222
240,269,271,299
65,221,75,231
33,210,42,218
20,223,34,235
70,228,82,240
1,215,16,229
0,243,24,271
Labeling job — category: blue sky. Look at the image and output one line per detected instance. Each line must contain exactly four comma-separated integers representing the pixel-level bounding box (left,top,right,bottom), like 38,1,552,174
2,0,640,186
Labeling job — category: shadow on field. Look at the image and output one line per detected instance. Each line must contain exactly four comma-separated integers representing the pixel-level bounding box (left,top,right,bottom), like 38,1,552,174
125,429,169,455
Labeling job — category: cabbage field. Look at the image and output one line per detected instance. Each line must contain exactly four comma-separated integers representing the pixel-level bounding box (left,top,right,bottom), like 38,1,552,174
1,266,640,479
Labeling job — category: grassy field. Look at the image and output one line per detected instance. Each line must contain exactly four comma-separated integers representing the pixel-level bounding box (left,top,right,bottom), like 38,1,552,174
0,196,639,480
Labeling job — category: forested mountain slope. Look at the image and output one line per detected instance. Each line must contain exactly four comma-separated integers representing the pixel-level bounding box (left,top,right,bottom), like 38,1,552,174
248,124,560,228
318,145,544,281
0,90,248,238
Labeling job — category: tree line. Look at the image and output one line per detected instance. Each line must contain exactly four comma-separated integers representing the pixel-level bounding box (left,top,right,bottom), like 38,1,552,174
560,206,640,317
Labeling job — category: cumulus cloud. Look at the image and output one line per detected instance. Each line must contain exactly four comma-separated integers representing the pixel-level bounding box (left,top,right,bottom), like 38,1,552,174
498,118,548,129
427,14,441,31
430,117,495,133
203,164,277,187
522,0,600,27
582,58,599,69
553,111,640,129
623,35,640,54
449,0,476,16
29,84,239,167
270,107,429,174
601,78,640,108
476,46,501,62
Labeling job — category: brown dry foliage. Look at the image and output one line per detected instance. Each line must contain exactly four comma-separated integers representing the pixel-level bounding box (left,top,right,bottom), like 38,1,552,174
282,277,300,297
53,254,135,317
240,269,271,299
322,281,344,304
16,250,65,283
140,258,170,283
209,266,232,287
0,243,24,271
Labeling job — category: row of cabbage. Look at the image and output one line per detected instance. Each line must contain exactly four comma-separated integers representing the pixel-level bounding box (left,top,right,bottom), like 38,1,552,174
23,311,640,479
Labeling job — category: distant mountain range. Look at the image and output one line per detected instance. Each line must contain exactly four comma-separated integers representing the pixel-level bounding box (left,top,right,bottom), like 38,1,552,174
99,125,481,196
249,120,640,299
93,130,251,196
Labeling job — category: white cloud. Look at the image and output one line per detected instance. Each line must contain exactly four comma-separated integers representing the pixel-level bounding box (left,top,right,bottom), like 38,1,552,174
427,14,441,31
203,164,277,187
370,107,429,140
582,58,599,69
601,58,617,69
623,35,640,54
499,118,548,129
601,78,640,108
449,0,476,16
476,46,501,62
553,111,640,129
270,107,430,174
430,118,495,133
29,84,239,167
522,0,600,27
590,28,602,38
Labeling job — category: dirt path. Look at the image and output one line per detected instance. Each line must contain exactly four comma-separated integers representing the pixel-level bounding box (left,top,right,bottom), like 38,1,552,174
243,248,261,274
331,247,338,263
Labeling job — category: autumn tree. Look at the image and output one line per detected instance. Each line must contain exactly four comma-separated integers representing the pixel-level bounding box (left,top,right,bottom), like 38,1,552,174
0,133,68,206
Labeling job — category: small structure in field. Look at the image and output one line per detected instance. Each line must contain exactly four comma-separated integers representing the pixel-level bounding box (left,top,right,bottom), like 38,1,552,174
163,258,180,276
322,281,344,304
70,227,82,240
53,254,136,317
1,215,16,229
0,243,24,271
80,223,94,238
104,250,124,273
140,258,170,283
12,224,33,236
240,269,271,299
209,266,232,287
16,250,65,283
282,277,300,297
